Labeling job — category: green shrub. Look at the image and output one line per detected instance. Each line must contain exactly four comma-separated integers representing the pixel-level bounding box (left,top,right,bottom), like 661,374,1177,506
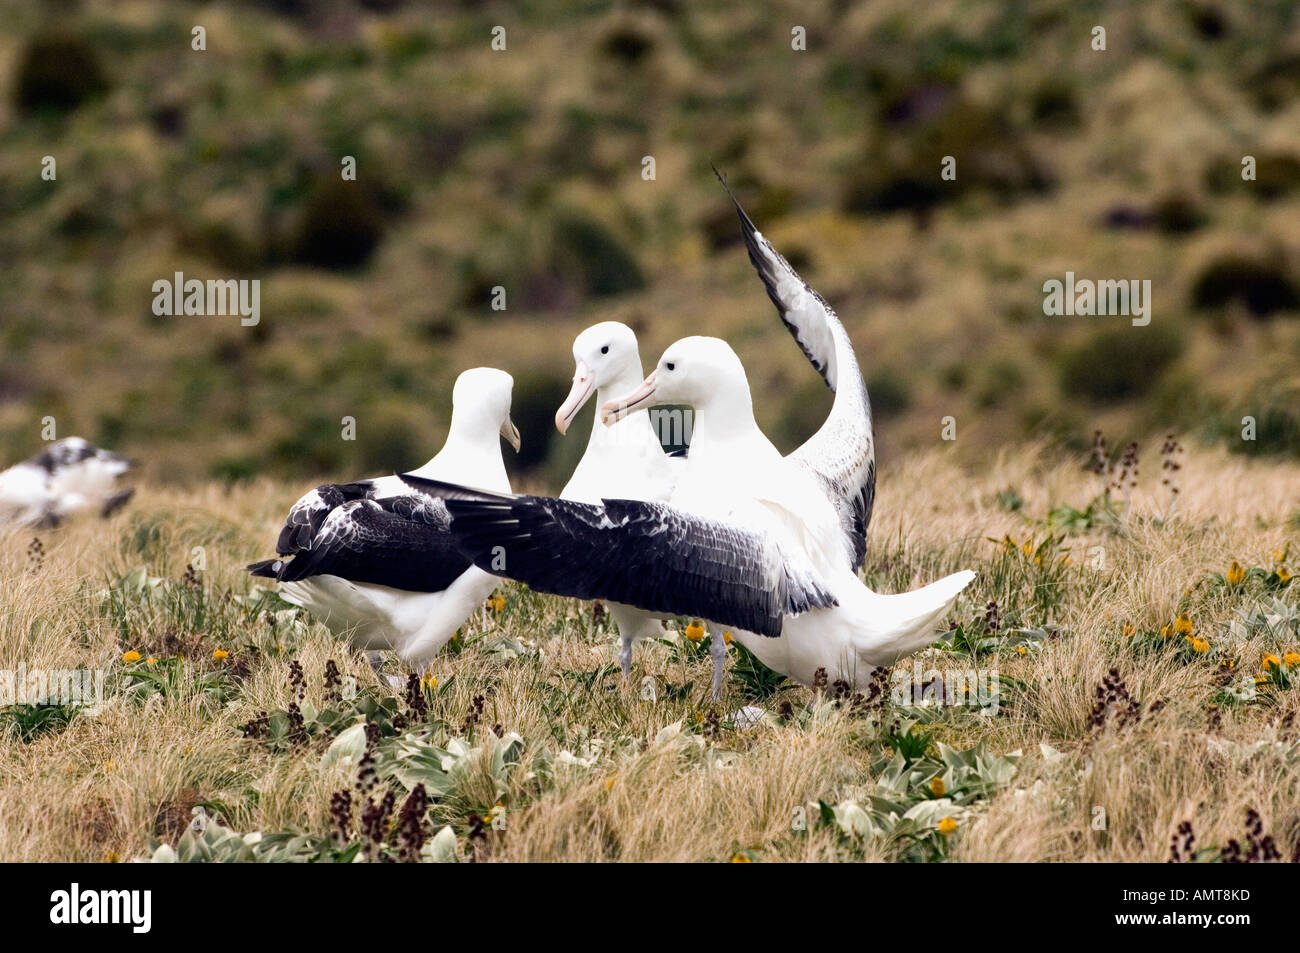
14,31,109,114
867,368,912,416
1027,80,1081,129
291,179,386,270
548,212,645,299
1058,325,1182,402
1190,255,1299,318
843,98,1052,215
1153,194,1205,235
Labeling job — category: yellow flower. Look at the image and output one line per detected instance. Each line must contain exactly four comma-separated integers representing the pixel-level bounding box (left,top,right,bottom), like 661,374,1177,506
420,673,438,689
145,657,158,668
1122,623,1135,637
1021,540,1034,556
1226,561,1245,586
929,777,946,797
1279,566,1292,583
1263,654,1281,670
1255,673,1269,685
1272,549,1286,564
1015,645,1027,655
938,817,958,835
1187,637,1210,654
1160,625,1172,640
122,650,141,663
212,648,229,661
104,850,119,863
729,853,752,863
1283,652,1300,667
1174,614,1193,635
684,620,706,642
723,631,733,644
488,594,506,613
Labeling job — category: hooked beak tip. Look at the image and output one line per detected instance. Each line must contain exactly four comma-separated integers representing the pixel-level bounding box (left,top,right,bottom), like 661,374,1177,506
501,417,521,452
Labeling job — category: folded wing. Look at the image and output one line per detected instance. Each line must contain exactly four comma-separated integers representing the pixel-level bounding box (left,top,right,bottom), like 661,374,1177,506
276,481,377,555
260,494,472,594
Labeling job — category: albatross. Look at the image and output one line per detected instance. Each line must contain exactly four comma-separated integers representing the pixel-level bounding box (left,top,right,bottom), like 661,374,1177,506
0,437,134,528
553,320,679,679
247,367,520,670
541,179,882,685
404,337,974,697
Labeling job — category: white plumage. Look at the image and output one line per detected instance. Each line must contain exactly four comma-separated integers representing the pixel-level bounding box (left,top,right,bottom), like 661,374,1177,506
0,437,133,528
598,336,974,693
553,321,678,678
248,367,519,670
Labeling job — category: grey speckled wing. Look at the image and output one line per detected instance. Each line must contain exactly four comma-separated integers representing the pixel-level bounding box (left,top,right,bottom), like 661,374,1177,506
716,170,876,570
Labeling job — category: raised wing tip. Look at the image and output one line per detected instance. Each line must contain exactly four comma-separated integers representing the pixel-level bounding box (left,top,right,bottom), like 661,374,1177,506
711,164,760,236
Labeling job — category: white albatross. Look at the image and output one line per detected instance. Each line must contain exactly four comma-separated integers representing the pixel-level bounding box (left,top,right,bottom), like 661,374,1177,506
0,437,134,528
403,338,975,697
542,177,881,686
247,367,519,670
553,320,679,679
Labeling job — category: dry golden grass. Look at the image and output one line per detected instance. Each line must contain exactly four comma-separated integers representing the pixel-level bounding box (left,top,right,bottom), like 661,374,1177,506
1,440,1298,862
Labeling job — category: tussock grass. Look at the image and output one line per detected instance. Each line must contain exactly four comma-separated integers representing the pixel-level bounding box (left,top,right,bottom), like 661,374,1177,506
2,441,1298,862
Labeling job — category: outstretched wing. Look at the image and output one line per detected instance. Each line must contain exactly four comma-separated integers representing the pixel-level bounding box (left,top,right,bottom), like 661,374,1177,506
715,169,876,569
275,481,375,555
267,494,472,594
418,477,838,638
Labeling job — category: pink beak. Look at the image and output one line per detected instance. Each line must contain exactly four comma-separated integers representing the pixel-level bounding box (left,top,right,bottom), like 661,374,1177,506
555,361,595,435
600,372,657,426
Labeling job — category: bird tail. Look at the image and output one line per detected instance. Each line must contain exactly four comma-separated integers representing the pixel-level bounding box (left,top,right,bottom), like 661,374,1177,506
859,570,976,662
246,558,283,579
100,487,135,518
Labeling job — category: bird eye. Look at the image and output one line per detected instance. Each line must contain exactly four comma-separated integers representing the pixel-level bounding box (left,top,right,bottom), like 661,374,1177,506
665,362,675,371
600,345,609,354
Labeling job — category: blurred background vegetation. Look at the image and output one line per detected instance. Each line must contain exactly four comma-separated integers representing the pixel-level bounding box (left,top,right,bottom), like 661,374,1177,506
1,0,1298,489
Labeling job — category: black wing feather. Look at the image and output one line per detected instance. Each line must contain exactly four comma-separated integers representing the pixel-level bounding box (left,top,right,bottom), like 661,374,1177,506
276,481,375,555
441,491,837,638
265,495,472,594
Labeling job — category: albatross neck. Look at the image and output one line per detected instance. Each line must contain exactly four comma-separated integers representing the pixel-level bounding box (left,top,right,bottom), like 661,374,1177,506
409,407,507,484
684,385,769,459
589,363,654,448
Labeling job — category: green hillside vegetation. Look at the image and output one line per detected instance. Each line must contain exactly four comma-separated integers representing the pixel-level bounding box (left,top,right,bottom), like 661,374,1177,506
1,0,1298,488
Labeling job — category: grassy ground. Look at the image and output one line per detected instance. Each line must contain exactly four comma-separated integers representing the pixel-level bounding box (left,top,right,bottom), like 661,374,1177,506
2,0,1299,484
2,438,1298,862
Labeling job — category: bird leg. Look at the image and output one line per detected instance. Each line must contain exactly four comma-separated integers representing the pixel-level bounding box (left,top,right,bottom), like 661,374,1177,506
619,633,634,683
709,625,727,700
